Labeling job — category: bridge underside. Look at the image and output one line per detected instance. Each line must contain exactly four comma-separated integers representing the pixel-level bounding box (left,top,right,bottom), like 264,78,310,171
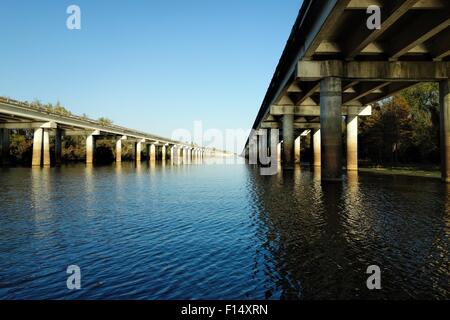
246,0,450,182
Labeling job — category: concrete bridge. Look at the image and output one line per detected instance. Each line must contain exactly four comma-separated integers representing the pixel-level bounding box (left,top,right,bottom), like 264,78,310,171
243,0,450,182
0,97,210,167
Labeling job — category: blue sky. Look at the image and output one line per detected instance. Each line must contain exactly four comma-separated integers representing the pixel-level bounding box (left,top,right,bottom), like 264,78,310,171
0,0,302,150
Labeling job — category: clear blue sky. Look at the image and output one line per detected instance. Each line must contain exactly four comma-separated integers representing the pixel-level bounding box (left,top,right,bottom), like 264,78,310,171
0,0,302,150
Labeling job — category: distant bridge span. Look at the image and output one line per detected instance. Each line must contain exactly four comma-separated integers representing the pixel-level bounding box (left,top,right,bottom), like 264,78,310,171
0,97,210,166
244,0,450,181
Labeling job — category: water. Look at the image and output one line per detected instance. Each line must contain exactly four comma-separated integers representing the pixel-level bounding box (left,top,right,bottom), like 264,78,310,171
0,161,448,300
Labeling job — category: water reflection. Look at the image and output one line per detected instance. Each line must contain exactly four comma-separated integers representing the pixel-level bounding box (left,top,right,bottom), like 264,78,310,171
245,165,449,299
0,163,448,300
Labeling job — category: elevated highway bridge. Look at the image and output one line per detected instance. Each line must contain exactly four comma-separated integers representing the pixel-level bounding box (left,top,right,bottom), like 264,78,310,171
244,0,450,181
0,97,208,166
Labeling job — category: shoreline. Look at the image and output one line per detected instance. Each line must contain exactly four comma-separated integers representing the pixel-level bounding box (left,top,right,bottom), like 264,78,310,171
359,166,441,179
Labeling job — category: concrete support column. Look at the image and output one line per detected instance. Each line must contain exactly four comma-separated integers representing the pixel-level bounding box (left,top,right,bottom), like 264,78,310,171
440,80,450,182
136,142,142,162
32,128,43,167
161,145,167,161
116,139,122,163
0,128,10,165
149,144,156,161
312,129,321,168
347,115,358,171
86,134,96,164
177,147,182,163
276,142,281,162
320,77,343,182
295,136,301,164
282,114,295,169
55,129,62,166
43,129,51,167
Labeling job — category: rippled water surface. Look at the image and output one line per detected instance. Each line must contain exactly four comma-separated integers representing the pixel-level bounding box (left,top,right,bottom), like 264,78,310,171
0,161,449,300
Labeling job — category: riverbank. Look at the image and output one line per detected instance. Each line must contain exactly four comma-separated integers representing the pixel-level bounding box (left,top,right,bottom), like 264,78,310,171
359,166,441,179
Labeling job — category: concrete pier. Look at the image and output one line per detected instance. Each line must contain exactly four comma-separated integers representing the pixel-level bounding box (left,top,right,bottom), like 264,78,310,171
0,128,10,165
161,145,167,161
55,129,62,166
43,129,50,167
440,80,450,183
295,136,301,164
136,141,142,162
86,134,96,164
116,138,122,163
282,114,295,169
320,77,342,182
313,129,321,168
346,114,358,171
149,144,156,161
32,128,43,167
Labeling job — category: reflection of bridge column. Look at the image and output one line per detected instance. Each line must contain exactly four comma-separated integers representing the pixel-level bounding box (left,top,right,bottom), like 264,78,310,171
32,128,43,167
55,128,62,166
86,134,96,164
295,136,301,164
0,128,10,165
440,80,450,182
347,112,358,171
320,77,342,182
282,114,295,169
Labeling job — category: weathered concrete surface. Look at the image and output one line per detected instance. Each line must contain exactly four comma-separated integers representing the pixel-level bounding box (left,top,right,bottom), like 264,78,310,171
0,128,10,165
282,114,295,169
116,138,122,163
313,129,321,168
346,115,358,171
55,129,62,165
320,77,342,181
32,128,43,167
43,129,51,167
295,136,301,164
86,134,96,164
149,144,156,162
440,80,450,182
136,141,142,162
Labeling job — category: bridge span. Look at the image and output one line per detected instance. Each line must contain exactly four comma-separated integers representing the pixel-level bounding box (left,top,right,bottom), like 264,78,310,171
244,0,450,182
0,97,211,167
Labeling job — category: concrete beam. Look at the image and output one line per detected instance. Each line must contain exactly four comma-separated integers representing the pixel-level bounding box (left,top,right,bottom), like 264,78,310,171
261,122,321,130
0,121,57,129
304,0,352,58
270,104,371,117
297,60,450,81
343,0,420,59
388,13,450,60
347,0,447,9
